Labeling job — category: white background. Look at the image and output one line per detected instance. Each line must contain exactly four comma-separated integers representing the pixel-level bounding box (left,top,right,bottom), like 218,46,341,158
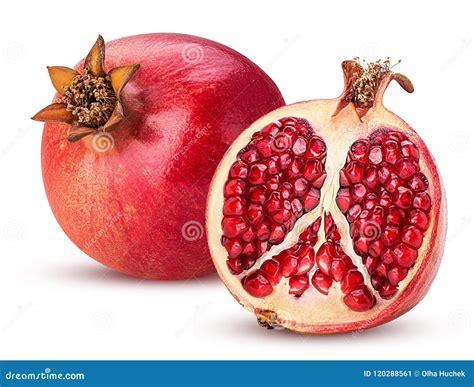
0,0,473,360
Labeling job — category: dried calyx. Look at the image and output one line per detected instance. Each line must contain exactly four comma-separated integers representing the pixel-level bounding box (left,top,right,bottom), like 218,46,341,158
32,35,140,142
343,58,414,108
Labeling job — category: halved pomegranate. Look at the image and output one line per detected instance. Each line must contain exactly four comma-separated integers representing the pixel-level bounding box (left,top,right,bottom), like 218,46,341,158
207,59,447,333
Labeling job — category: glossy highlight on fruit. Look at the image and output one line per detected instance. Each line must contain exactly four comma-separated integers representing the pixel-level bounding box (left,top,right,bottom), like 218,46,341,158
207,58,446,333
33,34,284,279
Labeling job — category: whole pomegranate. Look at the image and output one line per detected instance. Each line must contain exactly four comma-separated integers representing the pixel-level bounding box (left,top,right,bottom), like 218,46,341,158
207,59,446,333
33,34,284,279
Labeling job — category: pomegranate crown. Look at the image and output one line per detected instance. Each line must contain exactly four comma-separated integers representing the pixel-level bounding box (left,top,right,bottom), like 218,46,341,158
32,35,140,142
342,57,414,109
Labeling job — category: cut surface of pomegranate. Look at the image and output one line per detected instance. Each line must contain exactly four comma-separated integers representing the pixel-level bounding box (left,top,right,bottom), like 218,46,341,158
207,59,446,333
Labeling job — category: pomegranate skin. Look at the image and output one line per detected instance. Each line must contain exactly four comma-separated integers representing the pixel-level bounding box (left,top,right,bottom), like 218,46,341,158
41,34,284,279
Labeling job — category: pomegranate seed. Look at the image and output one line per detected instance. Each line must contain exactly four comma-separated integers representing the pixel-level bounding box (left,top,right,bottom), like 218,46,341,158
295,244,315,275
401,225,423,248
248,186,266,204
280,182,292,199
299,227,315,243
339,170,350,186
247,163,267,185
306,137,326,159
259,260,281,286
388,265,408,286
279,152,292,169
264,156,281,175
371,273,384,290
330,255,354,281
293,177,309,197
303,160,323,181
241,225,256,242
265,176,280,191
227,257,243,274
341,269,365,294
382,225,400,246
303,188,320,211
246,204,264,225
343,287,374,312
368,145,383,165
364,166,379,189
256,240,269,255
347,204,362,222
400,140,419,160
370,130,388,145
379,282,398,299
364,193,378,210
388,131,407,141
408,209,429,231
243,256,256,270
413,192,431,211
239,147,259,164
336,188,352,213
289,275,309,296
312,217,322,234
256,137,275,158
256,221,271,240
269,224,286,244
260,122,280,136
291,198,304,216
315,242,336,276
223,196,246,216
354,236,370,255
223,238,243,258
222,217,247,238
312,270,333,295
365,256,379,273
408,173,428,192
229,161,248,179
368,239,383,257
312,172,327,188
378,164,393,184
292,137,307,156
393,186,414,209
350,140,369,164
287,158,304,178
374,262,388,278
224,179,245,197
280,255,298,277
392,243,418,268
396,157,419,179
387,206,404,226
381,248,394,264
352,183,367,202
385,174,402,193
382,140,400,164
241,241,257,257
242,272,273,298
272,209,292,224
265,192,282,213
345,161,364,183
379,190,392,208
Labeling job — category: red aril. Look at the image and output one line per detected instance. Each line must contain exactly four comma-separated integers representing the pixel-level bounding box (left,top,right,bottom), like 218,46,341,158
32,34,284,279
207,59,446,333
